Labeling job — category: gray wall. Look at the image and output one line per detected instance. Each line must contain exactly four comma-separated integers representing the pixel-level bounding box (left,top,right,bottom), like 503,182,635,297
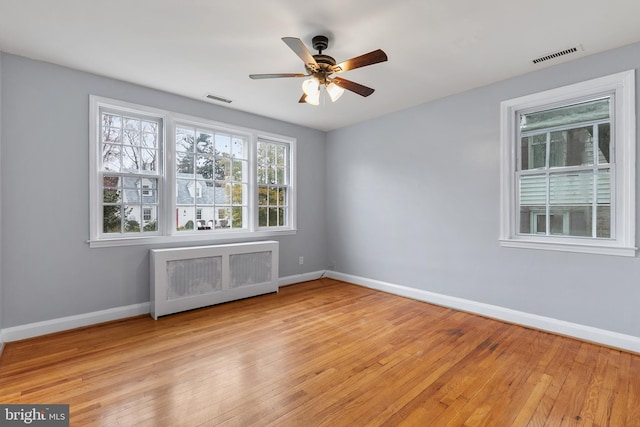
0,53,327,328
326,42,640,338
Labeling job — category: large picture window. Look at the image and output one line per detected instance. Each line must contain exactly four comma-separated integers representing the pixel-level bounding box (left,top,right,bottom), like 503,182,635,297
500,71,635,256
89,96,296,247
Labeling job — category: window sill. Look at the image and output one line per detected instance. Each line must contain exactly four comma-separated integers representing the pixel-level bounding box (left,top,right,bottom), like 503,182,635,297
499,238,637,257
88,229,297,248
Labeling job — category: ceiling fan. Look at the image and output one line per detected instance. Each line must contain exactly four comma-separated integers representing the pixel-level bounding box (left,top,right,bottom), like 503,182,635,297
249,35,388,105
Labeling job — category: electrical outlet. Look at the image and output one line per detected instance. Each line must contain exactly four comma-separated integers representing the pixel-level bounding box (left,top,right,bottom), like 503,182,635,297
298,256,304,265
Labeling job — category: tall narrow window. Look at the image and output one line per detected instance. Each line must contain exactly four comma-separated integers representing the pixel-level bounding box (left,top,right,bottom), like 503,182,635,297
100,110,161,235
500,71,635,256
257,140,290,228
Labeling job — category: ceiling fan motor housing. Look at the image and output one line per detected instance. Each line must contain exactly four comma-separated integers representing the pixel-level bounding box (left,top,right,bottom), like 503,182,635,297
312,35,329,52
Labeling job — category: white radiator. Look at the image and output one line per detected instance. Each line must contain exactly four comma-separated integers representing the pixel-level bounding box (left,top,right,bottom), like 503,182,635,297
150,241,279,319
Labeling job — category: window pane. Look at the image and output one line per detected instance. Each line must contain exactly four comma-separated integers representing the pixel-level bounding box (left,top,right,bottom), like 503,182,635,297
176,127,195,152
141,148,157,172
217,207,231,229
520,98,610,132
268,187,278,205
103,126,121,143
258,207,268,227
519,175,546,206
596,171,611,204
232,138,247,159
550,206,591,237
197,132,213,153
232,160,246,181
549,172,593,205
215,158,230,180
597,206,611,238
176,153,195,175
124,118,140,131
258,186,268,206
215,133,231,154
521,134,546,170
196,155,213,179
550,126,594,168
278,208,285,226
268,207,278,226
598,123,610,164
142,206,157,231
123,205,141,233
215,182,230,204
177,207,195,231
176,179,194,204
276,145,285,166
231,184,244,205
122,147,140,171
141,133,157,149
232,207,244,228
257,166,267,184
103,205,122,233
141,120,157,134
102,144,121,171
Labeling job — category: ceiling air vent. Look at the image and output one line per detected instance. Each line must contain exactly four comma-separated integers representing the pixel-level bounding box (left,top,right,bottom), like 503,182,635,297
205,94,232,104
532,47,579,64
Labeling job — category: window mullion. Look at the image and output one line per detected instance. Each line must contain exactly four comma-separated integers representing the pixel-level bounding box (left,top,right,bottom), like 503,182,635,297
545,132,551,236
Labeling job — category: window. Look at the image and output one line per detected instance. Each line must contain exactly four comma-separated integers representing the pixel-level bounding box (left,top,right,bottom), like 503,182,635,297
99,109,161,235
500,71,635,256
175,125,248,231
89,96,296,247
257,140,290,227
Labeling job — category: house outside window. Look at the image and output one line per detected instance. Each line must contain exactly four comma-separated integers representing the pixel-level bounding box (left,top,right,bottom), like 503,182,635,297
89,96,297,247
500,71,635,256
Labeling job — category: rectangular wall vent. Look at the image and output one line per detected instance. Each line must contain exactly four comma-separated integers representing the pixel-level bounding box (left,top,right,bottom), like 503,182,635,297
206,94,233,103
532,47,579,64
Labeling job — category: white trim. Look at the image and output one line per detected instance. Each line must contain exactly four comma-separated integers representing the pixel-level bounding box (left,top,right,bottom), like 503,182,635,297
499,70,636,256
1,303,150,342
325,270,640,354
0,272,321,342
88,228,297,248
279,270,325,287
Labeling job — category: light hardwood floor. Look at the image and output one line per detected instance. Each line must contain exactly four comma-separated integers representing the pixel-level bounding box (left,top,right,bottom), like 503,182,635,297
1,278,639,426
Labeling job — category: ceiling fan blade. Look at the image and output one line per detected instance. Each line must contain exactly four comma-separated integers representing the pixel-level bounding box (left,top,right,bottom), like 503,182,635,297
331,77,375,97
249,73,307,79
333,49,388,74
282,37,319,72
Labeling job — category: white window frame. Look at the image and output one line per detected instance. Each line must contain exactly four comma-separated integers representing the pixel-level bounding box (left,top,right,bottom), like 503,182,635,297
499,70,636,256
89,96,297,248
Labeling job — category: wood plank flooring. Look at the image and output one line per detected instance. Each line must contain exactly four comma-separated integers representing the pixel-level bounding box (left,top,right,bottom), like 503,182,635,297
1,278,639,426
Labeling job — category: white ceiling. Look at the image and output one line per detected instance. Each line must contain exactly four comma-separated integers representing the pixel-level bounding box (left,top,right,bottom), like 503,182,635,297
1,0,640,131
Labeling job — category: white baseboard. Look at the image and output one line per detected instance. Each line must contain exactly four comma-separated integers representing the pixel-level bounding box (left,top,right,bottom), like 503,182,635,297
0,272,325,344
1,303,150,343
279,270,326,287
326,270,640,354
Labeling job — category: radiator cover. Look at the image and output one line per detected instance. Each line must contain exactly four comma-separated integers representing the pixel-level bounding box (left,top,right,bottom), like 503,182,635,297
150,241,279,319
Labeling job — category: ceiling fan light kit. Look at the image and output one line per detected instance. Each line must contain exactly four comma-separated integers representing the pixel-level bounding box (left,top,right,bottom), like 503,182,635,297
249,35,388,105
